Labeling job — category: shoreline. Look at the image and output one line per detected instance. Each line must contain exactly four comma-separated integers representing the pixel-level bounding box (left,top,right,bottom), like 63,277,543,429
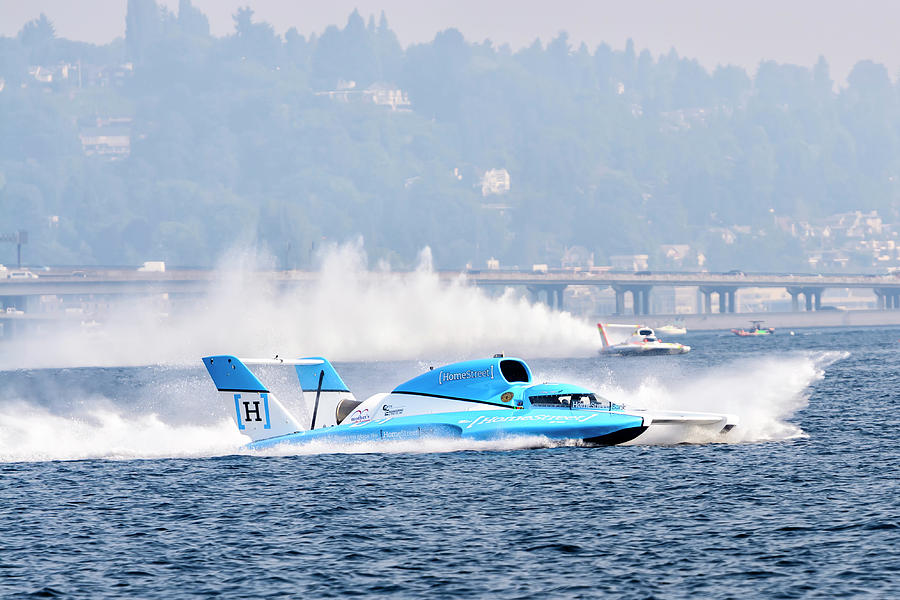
612,309,900,332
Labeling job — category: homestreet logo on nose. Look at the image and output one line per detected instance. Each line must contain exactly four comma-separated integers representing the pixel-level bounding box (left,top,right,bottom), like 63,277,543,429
438,365,494,385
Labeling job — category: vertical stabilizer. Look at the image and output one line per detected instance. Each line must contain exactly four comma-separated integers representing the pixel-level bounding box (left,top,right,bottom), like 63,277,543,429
294,357,360,429
598,323,642,348
597,323,611,348
202,355,306,442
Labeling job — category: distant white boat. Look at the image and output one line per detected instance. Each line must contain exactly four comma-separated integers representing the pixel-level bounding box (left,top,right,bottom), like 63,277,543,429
598,323,690,355
656,323,687,336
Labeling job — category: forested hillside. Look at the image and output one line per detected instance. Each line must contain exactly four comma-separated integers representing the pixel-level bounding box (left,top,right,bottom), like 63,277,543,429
2,0,899,270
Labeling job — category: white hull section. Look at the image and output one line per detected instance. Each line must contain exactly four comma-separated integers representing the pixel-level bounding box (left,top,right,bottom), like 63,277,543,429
656,326,687,336
625,409,738,444
600,342,690,355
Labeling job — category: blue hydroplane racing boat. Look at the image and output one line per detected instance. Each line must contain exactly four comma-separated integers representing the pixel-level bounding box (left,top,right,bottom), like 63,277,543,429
203,354,737,450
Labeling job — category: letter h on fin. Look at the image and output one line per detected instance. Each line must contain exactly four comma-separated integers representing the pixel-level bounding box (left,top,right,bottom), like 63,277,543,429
243,400,263,422
233,393,272,430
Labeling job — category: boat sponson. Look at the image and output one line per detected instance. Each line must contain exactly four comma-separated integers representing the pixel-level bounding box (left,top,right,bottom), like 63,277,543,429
582,425,648,446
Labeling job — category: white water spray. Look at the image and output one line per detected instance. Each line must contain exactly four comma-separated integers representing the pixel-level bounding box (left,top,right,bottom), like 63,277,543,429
0,242,598,369
0,402,245,463
548,351,846,444
0,352,841,462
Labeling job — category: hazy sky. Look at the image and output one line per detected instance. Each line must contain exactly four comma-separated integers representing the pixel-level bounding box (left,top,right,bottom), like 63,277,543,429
2,0,900,82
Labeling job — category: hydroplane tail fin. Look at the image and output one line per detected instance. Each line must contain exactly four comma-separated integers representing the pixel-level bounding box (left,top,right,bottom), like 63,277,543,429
598,323,640,348
202,355,309,442
202,355,361,441
293,357,360,429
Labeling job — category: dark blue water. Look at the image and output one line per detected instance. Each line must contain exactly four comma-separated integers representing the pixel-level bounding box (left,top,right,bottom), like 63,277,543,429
1,329,898,598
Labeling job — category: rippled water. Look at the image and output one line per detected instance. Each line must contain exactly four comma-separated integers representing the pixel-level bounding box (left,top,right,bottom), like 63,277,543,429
1,328,898,597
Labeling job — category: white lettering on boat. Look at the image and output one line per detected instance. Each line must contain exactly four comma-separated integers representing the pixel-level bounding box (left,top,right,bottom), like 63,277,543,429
461,413,598,429
438,365,494,385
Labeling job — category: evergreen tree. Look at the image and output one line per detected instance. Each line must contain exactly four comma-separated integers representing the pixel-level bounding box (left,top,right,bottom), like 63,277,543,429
178,0,210,38
125,0,161,63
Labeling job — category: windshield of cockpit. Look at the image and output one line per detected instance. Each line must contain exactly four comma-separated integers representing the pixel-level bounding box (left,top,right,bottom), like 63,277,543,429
528,393,611,409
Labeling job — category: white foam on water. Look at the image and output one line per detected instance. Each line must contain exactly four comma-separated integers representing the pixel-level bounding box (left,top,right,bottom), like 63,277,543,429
0,402,246,463
246,434,570,457
0,396,571,462
0,242,599,370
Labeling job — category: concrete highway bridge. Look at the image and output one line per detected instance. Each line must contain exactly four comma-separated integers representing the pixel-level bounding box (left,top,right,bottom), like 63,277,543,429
461,270,900,314
3,267,900,318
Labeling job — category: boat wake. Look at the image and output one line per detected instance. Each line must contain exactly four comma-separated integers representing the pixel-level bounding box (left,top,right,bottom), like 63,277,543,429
0,400,574,463
0,351,845,462
576,350,845,445
0,400,246,463
246,435,577,457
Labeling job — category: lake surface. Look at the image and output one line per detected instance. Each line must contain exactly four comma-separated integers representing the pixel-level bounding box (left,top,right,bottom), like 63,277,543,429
1,328,898,598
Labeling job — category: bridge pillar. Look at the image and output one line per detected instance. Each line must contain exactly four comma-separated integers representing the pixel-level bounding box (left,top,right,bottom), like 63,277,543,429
718,291,727,313
793,287,825,311
704,290,712,314
527,286,548,307
875,290,886,310
553,286,566,311
727,290,736,313
615,289,624,315
623,286,652,315
790,290,800,312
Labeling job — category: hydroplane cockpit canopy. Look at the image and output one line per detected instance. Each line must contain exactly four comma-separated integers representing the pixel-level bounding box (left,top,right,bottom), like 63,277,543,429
524,384,609,408
392,357,533,405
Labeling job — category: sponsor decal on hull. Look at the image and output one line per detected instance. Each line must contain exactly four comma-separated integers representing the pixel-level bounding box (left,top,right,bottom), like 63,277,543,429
461,412,599,429
439,365,494,385
350,408,370,424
